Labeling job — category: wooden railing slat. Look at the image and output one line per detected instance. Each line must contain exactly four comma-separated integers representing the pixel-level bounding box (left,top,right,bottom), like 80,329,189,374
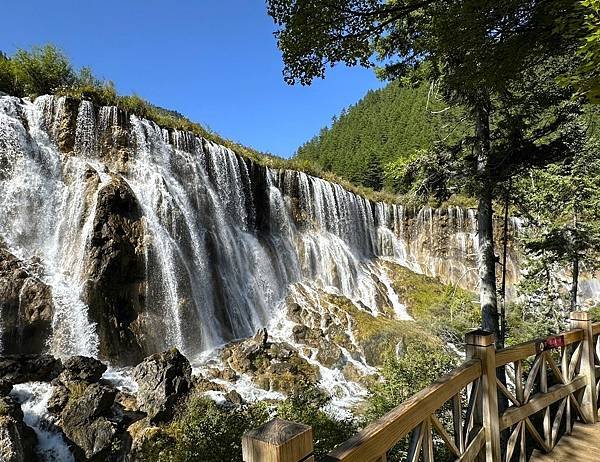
500,375,587,430
324,359,482,462
457,427,485,462
431,413,461,458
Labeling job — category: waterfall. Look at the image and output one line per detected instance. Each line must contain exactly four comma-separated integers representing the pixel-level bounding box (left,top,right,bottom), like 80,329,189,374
0,96,100,358
0,94,530,363
10,383,74,462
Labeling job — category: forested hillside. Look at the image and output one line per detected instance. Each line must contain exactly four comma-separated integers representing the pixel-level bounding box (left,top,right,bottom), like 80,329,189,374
295,82,467,191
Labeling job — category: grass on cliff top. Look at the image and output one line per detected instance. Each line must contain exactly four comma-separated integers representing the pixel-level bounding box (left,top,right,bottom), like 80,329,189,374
1,45,480,209
0,45,403,205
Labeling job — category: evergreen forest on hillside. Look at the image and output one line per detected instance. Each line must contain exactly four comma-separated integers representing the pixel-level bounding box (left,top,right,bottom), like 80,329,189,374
296,82,468,191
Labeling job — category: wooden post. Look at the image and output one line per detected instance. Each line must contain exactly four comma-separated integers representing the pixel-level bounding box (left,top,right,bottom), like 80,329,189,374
466,329,501,462
570,311,598,424
242,418,314,462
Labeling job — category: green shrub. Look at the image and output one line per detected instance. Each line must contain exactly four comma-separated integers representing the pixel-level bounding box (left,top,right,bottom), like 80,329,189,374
141,395,269,462
275,384,356,459
11,44,76,97
138,384,355,462
0,52,22,96
364,342,457,461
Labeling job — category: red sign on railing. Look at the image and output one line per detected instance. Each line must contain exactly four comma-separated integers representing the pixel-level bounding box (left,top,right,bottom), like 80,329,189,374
542,335,565,351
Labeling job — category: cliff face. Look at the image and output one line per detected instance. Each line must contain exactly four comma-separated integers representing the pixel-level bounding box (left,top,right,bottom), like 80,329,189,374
0,94,525,366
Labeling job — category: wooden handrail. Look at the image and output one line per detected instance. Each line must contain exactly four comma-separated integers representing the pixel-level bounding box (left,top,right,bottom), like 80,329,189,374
242,311,600,462
495,329,584,367
323,359,482,462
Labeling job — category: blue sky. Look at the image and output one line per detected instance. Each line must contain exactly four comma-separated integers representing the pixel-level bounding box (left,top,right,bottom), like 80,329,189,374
1,0,384,157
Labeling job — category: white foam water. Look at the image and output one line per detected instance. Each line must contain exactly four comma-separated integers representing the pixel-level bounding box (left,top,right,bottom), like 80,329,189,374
10,383,74,462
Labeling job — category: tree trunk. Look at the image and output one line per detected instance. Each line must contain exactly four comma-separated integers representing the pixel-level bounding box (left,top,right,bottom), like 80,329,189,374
474,102,500,345
571,207,579,310
500,179,511,348
572,255,579,311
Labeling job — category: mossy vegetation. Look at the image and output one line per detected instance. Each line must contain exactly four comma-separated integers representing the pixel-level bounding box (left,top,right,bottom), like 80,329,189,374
138,386,355,462
383,262,480,345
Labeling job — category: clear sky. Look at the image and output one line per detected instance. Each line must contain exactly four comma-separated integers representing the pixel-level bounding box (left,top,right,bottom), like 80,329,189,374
1,0,384,158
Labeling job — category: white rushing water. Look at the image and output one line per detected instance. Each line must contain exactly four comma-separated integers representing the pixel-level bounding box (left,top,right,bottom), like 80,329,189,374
10,383,74,462
0,93,544,362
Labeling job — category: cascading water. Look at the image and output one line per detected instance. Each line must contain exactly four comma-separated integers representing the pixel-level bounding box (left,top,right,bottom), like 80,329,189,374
1,94,598,456
10,383,74,462
0,95,100,358
0,94,528,363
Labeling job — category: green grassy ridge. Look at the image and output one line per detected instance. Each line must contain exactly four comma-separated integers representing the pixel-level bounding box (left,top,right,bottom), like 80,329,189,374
1,45,480,209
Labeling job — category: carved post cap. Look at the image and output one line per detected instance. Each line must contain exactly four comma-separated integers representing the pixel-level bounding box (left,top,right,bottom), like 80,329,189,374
465,329,495,347
243,418,314,462
570,311,591,321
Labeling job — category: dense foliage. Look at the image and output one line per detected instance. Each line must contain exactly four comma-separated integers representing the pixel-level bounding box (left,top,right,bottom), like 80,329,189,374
138,385,355,462
364,342,457,461
296,82,467,191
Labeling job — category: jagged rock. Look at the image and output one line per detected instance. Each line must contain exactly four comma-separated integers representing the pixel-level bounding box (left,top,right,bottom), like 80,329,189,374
221,330,320,395
60,383,118,460
132,348,192,423
53,96,79,153
0,396,37,462
0,380,12,396
0,354,63,384
84,176,147,365
127,417,173,461
60,356,107,383
315,340,343,368
253,328,268,347
207,366,238,382
0,246,54,354
114,391,137,412
192,377,227,393
47,384,69,414
225,390,243,405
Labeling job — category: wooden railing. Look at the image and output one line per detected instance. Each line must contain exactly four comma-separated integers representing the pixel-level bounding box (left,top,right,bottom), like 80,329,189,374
242,312,600,462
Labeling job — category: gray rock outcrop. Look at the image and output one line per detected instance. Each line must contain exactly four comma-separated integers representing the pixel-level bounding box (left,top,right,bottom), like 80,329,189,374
0,246,54,354
84,176,147,365
132,348,192,423
0,396,38,462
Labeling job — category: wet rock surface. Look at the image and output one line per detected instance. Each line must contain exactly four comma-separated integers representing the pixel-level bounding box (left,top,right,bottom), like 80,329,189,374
132,348,192,423
0,355,63,385
0,395,38,462
84,176,147,365
220,329,320,395
46,361,143,461
0,246,54,354
60,356,107,383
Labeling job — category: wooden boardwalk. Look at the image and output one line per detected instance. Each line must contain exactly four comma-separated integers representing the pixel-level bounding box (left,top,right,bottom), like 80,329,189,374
531,420,600,462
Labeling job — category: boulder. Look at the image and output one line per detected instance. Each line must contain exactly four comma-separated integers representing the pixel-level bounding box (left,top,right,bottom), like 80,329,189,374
84,176,147,365
47,384,69,414
60,356,107,383
0,380,12,396
60,383,118,460
0,247,54,354
132,348,192,423
225,390,243,406
0,396,37,462
0,354,62,384
221,330,320,395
